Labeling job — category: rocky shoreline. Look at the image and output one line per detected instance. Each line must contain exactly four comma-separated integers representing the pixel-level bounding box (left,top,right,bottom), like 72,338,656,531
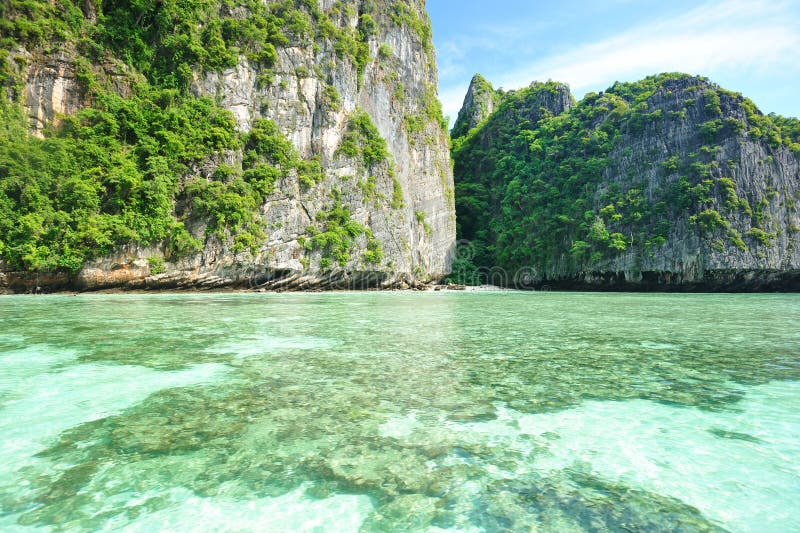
0,264,479,294
5,264,799,294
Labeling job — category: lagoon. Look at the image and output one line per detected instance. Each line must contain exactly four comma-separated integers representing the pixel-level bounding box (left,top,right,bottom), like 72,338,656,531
0,292,798,531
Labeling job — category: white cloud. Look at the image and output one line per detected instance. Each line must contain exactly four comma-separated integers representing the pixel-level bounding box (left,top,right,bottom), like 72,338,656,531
498,0,799,92
514,26,797,93
438,0,800,123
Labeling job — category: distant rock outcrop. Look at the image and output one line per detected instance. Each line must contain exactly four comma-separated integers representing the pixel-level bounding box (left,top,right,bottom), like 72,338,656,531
452,73,800,291
451,74,501,139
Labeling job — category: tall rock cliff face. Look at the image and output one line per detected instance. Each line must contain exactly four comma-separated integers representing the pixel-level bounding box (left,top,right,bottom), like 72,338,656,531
0,0,455,292
450,73,500,139
453,80,574,244
452,73,800,291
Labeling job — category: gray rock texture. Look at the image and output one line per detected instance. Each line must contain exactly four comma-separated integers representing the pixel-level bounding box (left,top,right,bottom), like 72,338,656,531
453,74,800,291
451,74,501,139
2,0,455,293
584,77,800,290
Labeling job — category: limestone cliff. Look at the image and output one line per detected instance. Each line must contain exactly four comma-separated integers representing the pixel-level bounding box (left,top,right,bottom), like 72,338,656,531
452,73,800,291
0,0,455,292
453,80,574,242
450,73,500,139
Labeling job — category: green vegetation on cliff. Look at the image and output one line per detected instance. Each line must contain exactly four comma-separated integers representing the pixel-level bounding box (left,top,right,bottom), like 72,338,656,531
0,0,426,91
300,201,383,269
0,81,335,270
450,73,502,140
0,89,236,271
451,73,800,284
0,0,423,272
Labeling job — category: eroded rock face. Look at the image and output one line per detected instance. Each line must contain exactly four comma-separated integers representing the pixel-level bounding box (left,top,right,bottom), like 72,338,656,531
451,74,500,139
452,74,800,291
567,78,800,290
583,78,800,290
3,0,455,293
24,51,83,134
18,47,132,136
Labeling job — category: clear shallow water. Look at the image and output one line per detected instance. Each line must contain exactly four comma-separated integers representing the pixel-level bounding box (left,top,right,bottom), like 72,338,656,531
0,292,798,532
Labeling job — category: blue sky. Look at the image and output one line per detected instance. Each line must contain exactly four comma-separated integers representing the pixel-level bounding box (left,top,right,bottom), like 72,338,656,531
427,0,800,124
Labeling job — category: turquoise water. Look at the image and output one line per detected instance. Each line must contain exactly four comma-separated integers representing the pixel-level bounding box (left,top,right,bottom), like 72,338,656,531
0,292,798,532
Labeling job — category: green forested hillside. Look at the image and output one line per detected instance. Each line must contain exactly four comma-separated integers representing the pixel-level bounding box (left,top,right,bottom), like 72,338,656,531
450,73,800,287
0,0,399,272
